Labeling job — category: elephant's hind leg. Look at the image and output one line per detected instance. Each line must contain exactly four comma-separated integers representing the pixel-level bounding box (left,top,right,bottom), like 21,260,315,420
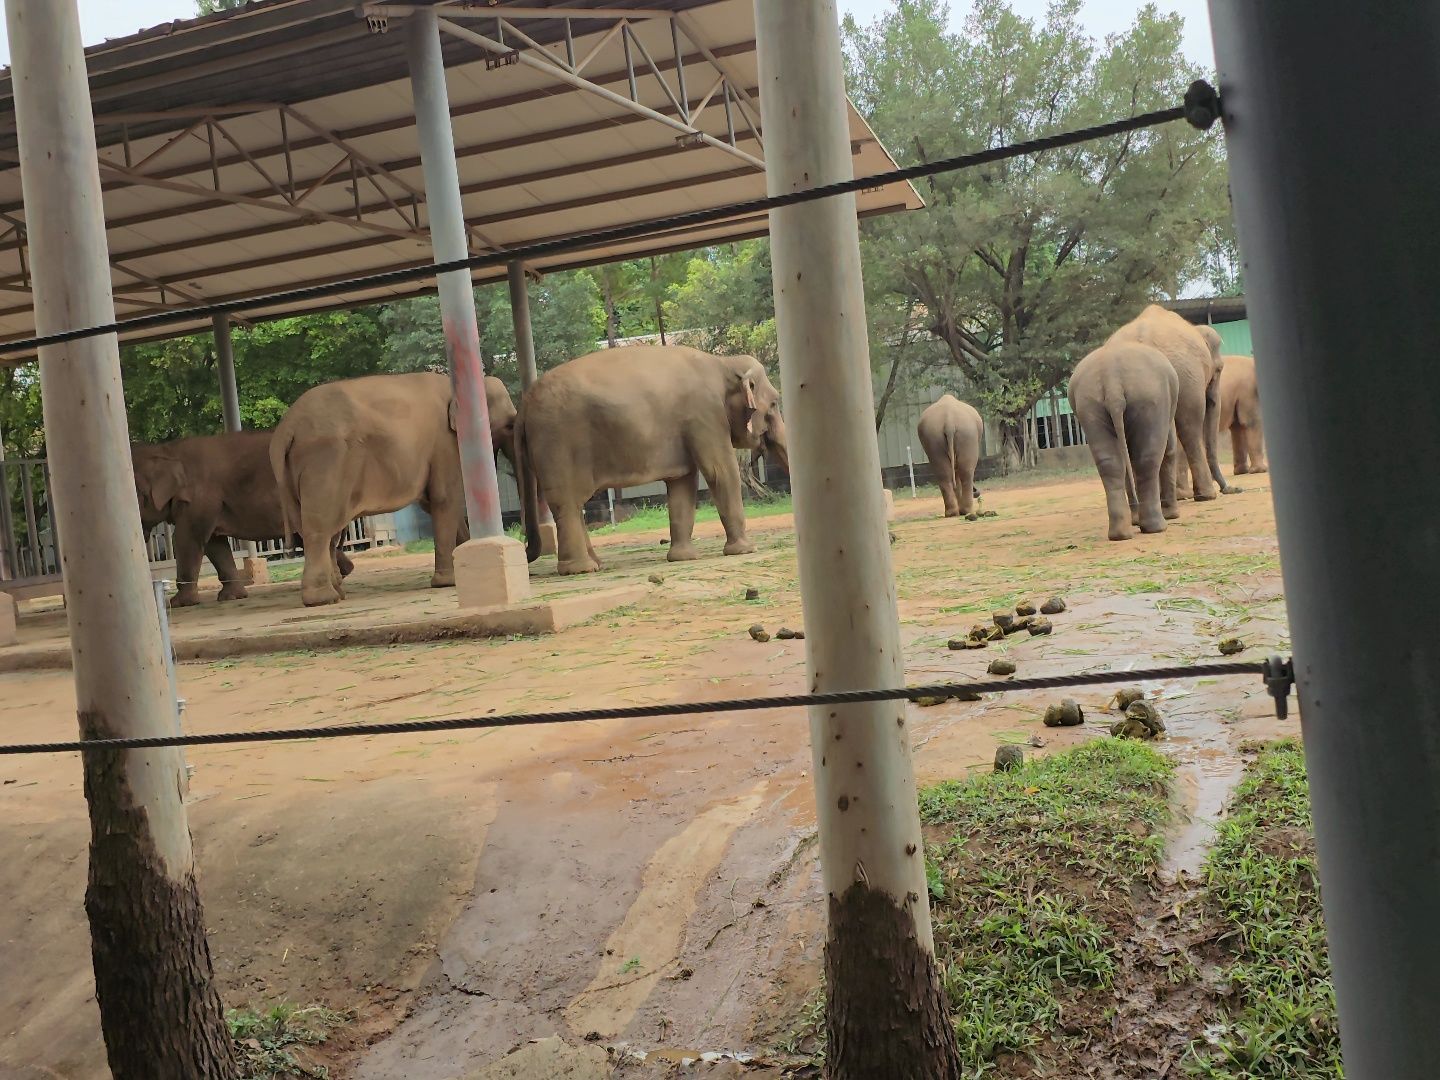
207,538,249,602
1244,422,1268,473
665,471,701,562
554,498,599,575
1086,434,1134,541
1231,424,1250,474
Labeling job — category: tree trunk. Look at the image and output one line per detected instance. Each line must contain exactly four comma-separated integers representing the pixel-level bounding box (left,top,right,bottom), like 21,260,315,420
874,345,905,432
651,257,668,345
756,3,963,1077
603,278,619,347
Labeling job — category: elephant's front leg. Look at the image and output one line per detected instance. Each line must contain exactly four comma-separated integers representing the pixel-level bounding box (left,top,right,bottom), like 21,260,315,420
704,454,755,556
428,498,461,589
665,471,701,562
1231,424,1250,474
1203,395,1237,495
206,538,249,602
1244,424,1268,473
171,524,208,607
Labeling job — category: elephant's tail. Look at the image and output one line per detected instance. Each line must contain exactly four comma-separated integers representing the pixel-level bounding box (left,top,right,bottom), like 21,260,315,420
516,406,542,564
268,425,302,557
1110,402,1136,494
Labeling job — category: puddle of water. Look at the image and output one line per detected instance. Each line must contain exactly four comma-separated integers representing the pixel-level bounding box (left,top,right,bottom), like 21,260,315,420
1159,688,1247,878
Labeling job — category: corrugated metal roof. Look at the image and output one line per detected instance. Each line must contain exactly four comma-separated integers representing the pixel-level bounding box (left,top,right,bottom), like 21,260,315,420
0,0,921,358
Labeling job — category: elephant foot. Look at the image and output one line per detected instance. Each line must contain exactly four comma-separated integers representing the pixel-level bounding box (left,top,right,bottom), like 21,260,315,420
301,584,342,607
431,569,456,589
1107,525,1135,542
1250,464,1268,474
722,538,756,556
217,584,249,602
1234,464,1251,475
557,556,601,575
1193,491,1219,502
1139,516,1168,535
942,508,960,518
171,591,201,608
667,543,700,562
1162,504,1181,520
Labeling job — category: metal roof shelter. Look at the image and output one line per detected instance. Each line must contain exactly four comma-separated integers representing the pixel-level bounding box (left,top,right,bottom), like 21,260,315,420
0,0,921,354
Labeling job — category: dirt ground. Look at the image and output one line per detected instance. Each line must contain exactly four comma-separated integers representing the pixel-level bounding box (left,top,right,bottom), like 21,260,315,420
0,469,1297,1079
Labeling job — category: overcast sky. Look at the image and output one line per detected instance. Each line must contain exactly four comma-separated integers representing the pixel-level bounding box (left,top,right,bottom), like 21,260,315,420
0,0,1214,69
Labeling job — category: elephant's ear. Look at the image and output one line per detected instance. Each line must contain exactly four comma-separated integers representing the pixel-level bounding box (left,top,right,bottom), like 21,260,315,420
147,457,186,515
448,396,459,433
743,372,758,413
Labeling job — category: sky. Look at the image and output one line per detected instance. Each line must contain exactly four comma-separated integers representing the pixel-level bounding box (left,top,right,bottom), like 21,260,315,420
0,0,1215,69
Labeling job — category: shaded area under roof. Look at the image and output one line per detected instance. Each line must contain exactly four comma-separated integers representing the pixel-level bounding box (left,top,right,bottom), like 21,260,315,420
0,0,921,360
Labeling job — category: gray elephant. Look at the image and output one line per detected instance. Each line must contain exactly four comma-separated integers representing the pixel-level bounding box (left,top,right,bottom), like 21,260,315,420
1068,341,1180,540
1218,353,1266,474
517,346,788,575
916,394,984,517
270,373,517,606
131,431,354,607
1106,306,1233,501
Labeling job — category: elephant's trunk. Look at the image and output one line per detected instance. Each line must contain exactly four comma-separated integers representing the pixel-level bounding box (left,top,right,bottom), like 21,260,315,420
515,407,542,564
765,413,790,475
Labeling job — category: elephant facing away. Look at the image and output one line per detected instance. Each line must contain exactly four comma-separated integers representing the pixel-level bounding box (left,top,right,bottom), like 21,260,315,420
917,394,984,517
517,346,788,575
131,431,353,607
269,373,520,606
1069,341,1180,541
1106,306,1233,501
1218,354,1266,474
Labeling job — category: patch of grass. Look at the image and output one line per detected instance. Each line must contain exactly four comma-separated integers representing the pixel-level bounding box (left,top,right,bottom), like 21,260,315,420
588,494,795,536
267,562,304,583
620,956,642,974
921,740,1172,1068
228,1003,349,1079
404,538,435,554
1184,741,1340,1079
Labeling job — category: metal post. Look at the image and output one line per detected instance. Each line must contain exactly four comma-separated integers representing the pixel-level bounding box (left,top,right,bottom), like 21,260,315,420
606,487,616,526
755,0,961,1071
507,260,554,533
213,312,261,569
905,444,917,498
150,578,190,791
407,7,505,540
1209,4,1440,1074
6,0,235,1072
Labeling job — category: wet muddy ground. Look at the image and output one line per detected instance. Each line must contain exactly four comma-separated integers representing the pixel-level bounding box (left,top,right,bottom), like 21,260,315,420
0,471,1296,1078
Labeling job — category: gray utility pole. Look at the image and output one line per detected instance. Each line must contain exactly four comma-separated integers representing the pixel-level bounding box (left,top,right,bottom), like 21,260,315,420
1210,3,1440,1075
6,0,235,1075
407,7,505,539
213,312,263,577
755,0,963,1075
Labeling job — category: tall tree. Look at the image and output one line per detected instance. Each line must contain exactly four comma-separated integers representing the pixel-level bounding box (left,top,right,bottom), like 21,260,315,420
844,0,1230,461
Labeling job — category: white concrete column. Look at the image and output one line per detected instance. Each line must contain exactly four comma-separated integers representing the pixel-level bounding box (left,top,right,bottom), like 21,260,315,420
7,0,235,1072
755,0,961,1071
407,9,529,606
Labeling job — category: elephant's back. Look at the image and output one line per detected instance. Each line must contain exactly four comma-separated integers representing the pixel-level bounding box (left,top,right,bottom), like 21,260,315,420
284,371,450,433
1072,342,1177,404
527,346,719,421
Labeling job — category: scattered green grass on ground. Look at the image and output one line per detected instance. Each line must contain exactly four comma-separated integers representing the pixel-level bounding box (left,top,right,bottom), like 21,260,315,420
1185,741,1340,1079
228,1003,349,1080
922,740,1173,1067
589,494,796,536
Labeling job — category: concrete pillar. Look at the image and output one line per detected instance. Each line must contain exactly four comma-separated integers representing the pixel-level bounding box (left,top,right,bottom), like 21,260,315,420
213,313,265,583
0,589,15,646
7,0,235,1072
755,0,961,1071
407,9,528,604
508,260,555,555
1210,4,1440,1073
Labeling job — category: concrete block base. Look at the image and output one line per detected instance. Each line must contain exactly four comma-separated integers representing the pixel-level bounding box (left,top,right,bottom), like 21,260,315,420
535,520,558,557
0,591,16,647
243,557,270,586
455,535,532,609
883,487,896,520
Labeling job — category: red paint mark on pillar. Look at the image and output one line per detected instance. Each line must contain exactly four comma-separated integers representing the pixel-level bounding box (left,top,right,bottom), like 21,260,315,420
443,313,503,537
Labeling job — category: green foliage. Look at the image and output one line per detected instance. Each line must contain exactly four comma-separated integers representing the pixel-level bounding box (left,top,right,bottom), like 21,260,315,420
665,241,779,368
844,0,1232,429
1185,742,1341,1078
196,0,247,13
227,1002,348,1079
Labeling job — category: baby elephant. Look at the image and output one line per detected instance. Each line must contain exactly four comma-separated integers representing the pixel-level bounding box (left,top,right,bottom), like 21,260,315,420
1069,342,1180,540
917,394,984,517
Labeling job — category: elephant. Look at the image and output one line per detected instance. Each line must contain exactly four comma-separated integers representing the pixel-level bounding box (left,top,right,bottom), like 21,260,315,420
916,394,984,517
516,346,788,575
1218,353,1267,474
1105,306,1234,502
1068,341,1180,541
269,372,517,607
131,431,354,607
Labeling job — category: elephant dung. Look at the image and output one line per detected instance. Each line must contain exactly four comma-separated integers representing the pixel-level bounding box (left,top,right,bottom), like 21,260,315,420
994,744,1024,772
1027,617,1054,636
1218,637,1245,656
951,685,983,702
1112,687,1146,710
1003,615,1035,636
1043,699,1085,727
949,637,987,650
1040,596,1067,615
1015,600,1038,617
648,573,665,585
744,587,761,601
1113,699,1165,739
889,532,898,544
992,612,1016,632
1027,733,1046,748
776,627,805,640
965,512,980,522
979,510,999,518
914,695,948,708
747,624,770,643
987,658,1017,676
